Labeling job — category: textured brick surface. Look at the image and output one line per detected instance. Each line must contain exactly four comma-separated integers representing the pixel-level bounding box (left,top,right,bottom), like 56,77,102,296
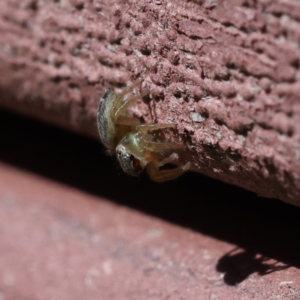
1,110,300,300
0,0,300,203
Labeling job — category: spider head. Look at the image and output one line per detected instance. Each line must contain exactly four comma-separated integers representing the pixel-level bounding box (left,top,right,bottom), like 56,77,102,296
115,144,144,177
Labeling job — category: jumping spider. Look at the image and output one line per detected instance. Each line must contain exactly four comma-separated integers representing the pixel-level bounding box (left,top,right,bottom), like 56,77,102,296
97,81,191,182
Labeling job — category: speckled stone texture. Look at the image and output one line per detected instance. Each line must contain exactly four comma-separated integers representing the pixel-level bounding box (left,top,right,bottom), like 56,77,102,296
0,0,300,204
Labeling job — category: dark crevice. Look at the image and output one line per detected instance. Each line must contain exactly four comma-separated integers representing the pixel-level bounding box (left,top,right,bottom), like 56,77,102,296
226,61,276,83
27,0,38,10
140,48,151,56
291,59,300,69
256,121,294,138
68,82,79,89
51,76,63,83
233,123,255,137
74,3,84,10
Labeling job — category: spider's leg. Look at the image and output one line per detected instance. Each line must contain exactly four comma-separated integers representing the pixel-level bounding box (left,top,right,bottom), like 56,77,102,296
136,123,176,132
144,141,184,152
113,91,149,121
158,153,177,167
115,116,141,127
146,160,191,182
111,80,142,117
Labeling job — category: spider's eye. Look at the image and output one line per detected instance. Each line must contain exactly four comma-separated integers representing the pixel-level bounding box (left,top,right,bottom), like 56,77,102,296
115,145,143,176
131,156,143,173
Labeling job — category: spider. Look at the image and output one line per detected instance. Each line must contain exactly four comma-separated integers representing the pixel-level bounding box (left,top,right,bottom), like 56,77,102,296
97,81,191,182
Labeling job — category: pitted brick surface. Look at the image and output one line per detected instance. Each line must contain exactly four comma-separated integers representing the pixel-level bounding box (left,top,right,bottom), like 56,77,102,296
0,0,300,203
